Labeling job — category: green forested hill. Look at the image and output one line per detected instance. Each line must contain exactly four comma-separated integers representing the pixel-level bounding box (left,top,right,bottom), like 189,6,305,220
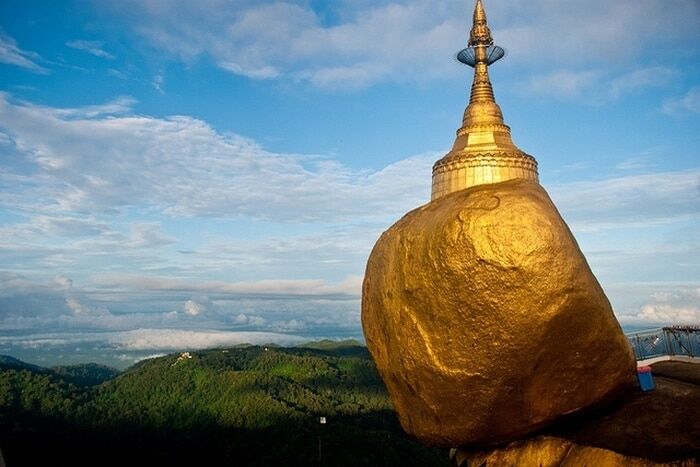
51,362,120,387
0,355,47,373
0,345,447,466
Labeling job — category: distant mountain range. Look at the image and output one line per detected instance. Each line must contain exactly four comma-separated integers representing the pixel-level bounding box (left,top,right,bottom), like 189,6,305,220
0,354,120,387
0,341,446,467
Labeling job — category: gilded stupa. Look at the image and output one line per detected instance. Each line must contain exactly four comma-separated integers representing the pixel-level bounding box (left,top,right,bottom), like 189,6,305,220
362,0,636,448
432,0,538,199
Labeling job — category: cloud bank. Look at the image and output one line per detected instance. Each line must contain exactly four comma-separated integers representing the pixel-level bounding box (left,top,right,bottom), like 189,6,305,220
0,94,697,360
96,0,699,88
619,288,700,326
0,93,433,222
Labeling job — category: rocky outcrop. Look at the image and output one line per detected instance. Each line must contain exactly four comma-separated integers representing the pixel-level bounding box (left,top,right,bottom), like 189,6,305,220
450,362,700,465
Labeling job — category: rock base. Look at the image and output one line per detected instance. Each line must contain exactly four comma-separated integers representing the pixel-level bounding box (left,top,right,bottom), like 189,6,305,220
450,362,700,466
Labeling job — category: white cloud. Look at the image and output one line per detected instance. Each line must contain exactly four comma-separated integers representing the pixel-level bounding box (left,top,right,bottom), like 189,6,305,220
125,222,175,248
231,314,268,327
18,215,111,237
607,67,677,100
234,313,249,324
53,275,73,290
183,299,205,316
97,0,699,88
65,40,115,59
0,31,49,73
526,69,603,99
269,319,306,332
636,303,700,324
122,0,463,87
0,272,59,297
0,271,362,338
118,353,166,363
497,1,698,66
615,156,653,171
152,73,164,93
548,169,700,231
0,214,176,279
52,95,137,118
93,273,362,297
107,68,129,80
0,93,433,222
524,66,677,102
0,328,308,362
65,297,102,315
109,328,306,350
662,86,700,116
619,287,700,325
248,315,267,327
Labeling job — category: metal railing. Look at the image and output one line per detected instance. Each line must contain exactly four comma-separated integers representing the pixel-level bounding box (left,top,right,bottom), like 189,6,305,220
627,326,700,362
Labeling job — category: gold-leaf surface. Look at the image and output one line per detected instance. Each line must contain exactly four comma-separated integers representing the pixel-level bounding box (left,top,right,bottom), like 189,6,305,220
362,179,636,447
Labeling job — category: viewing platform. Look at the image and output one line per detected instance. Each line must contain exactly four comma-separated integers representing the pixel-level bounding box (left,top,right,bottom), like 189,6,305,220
627,326,700,365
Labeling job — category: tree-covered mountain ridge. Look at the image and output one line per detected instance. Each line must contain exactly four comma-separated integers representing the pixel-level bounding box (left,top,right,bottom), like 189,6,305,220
0,341,447,467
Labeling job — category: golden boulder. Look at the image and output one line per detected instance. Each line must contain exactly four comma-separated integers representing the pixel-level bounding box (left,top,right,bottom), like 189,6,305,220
362,180,636,447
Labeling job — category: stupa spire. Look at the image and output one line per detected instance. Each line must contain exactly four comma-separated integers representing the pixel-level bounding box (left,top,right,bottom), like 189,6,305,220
469,0,493,46
431,0,539,200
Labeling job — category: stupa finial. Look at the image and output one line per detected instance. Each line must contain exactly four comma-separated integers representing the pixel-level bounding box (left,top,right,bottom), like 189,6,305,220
469,0,493,46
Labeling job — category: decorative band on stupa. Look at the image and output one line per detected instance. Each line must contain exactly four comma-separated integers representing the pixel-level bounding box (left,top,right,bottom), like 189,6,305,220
431,0,538,200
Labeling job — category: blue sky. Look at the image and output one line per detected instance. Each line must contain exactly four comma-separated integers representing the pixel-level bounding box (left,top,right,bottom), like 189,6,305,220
0,0,699,368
